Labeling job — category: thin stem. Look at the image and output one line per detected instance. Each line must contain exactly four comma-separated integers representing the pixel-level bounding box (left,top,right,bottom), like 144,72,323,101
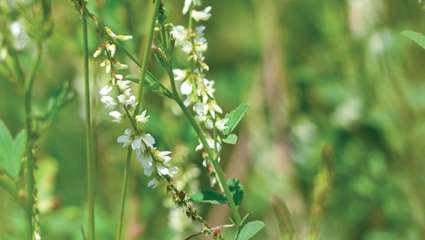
167,68,242,226
115,147,132,240
115,1,160,237
134,0,161,116
82,9,96,240
25,44,43,239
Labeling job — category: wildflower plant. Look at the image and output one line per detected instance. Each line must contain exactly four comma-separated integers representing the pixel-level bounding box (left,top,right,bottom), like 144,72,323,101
79,0,264,239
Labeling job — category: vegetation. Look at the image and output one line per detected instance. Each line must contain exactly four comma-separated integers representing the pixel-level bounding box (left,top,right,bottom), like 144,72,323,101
1,0,425,239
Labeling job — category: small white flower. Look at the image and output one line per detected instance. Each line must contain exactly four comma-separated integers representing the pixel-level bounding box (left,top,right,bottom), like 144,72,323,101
115,61,129,70
191,6,212,22
135,110,150,124
99,85,112,95
183,0,193,14
115,74,124,81
117,80,131,90
215,118,228,132
157,165,170,176
158,151,172,163
117,129,133,147
104,27,133,41
148,178,158,188
173,69,187,81
105,43,116,57
131,137,145,151
193,102,208,116
93,47,102,58
100,59,112,73
181,41,193,54
180,81,193,95
141,133,155,148
171,26,188,43
101,96,117,109
109,111,122,122
116,35,133,41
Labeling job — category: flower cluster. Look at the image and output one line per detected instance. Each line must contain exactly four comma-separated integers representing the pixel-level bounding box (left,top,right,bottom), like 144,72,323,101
170,0,229,178
95,27,177,187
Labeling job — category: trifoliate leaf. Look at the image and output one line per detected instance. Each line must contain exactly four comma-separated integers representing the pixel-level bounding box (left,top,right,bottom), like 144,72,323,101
236,221,265,240
227,178,244,206
223,134,238,144
402,30,425,49
224,104,249,135
191,190,227,204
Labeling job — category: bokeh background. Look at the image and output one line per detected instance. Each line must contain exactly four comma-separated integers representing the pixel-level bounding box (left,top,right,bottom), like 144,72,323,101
1,0,425,239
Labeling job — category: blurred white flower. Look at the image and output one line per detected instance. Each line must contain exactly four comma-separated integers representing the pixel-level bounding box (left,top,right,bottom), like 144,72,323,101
191,6,212,22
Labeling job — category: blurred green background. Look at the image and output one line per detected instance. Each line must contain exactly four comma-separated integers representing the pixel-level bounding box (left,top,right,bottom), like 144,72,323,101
1,0,425,239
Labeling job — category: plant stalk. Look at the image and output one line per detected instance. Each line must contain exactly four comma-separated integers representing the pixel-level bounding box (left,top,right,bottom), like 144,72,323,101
134,0,161,116
115,147,132,240
82,9,96,240
167,69,243,226
24,44,43,239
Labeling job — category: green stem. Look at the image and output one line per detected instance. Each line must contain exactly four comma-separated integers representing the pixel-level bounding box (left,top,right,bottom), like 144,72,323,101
115,1,160,238
167,69,242,226
134,0,161,116
82,9,96,240
115,147,132,240
25,44,43,239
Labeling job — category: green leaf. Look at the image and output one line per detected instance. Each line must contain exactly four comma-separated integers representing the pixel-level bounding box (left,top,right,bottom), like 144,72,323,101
10,130,27,177
223,134,238,144
402,30,425,49
0,120,27,178
191,190,227,204
224,104,249,135
0,120,13,173
236,221,265,240
227,178,244,206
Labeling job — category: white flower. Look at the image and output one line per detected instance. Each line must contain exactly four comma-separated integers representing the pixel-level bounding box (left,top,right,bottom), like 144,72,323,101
158,151,172,163
157,165,170,176
117,128,133,147
193,102,208,116
183,0,193,14
34,232,41,240
116,35,133,41
117,80,131,90
171,26,188,43
215,118,228,132
105,43,116,57
173,69,187,81
93,47,102,58
181,41,193,54
135,110,150,124
180,81,193,95
100,59,112,73
99,85,112,95
194,37,208,53
105,27,133,41
137,152,154,176
115,74,124,81
141,133,155,148
191,6,212,22
148,178,158,188
115,61,129,70
109,111,122,122
117,90,137,107
131,137,146,151
101,96,117,109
